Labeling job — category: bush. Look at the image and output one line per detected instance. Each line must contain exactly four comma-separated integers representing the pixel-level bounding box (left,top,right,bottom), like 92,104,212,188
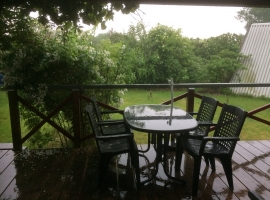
0,15,132,148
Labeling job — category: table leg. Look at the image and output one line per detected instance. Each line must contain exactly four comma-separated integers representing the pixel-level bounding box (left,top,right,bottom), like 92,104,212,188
175,135,183,172
163,133,186,185
139,134,162,186
139,133,186,186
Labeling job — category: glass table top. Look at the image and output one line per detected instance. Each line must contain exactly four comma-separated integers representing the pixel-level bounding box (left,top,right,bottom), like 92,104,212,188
124,104,198,133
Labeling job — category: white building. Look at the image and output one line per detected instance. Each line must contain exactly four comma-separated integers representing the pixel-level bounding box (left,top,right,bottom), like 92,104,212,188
230,23,270,97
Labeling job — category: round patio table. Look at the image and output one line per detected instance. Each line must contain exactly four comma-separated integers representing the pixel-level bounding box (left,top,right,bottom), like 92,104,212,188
124,104,198,186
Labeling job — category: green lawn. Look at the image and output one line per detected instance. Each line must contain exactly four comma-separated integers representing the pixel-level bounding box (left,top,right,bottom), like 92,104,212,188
119,89,270,142
0,91,12,142
1,89,270,144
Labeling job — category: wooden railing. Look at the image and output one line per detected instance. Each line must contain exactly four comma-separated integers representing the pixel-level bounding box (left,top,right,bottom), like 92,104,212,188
6,83,270,151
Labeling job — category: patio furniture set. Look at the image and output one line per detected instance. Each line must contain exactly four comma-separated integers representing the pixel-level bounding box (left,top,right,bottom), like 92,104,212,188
85,96,248,197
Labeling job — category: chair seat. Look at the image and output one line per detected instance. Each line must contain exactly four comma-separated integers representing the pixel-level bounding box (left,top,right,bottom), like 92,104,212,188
174,129,207,137
98,138,132,153
184,138,230,156
189,129,206,137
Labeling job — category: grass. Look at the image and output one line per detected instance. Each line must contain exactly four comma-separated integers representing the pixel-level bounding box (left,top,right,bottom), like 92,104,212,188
0,91,12,142
1,89,270,144
119,89,270,143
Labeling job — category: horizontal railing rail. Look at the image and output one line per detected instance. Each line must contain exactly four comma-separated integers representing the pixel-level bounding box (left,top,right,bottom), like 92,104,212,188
5,83,270,151
3,83,270,90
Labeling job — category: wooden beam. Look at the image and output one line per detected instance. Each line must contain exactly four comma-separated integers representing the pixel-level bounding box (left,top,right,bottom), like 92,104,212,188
109,0,270,7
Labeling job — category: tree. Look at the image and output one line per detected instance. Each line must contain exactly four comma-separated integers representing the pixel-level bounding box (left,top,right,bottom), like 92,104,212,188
0,1,140,52
0,1,141,148
136,24,194,84
0,1,140,29
236,8,270,30
0,17,135,148
190,33,245,84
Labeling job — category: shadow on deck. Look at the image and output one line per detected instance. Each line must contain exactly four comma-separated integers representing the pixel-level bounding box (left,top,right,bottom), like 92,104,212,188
1,140,270,199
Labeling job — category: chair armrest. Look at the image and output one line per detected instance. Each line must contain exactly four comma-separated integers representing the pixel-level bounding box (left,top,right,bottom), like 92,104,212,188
202,137,240,142
197,121,217,126
97,121,125,126
97,120,131,133
199,136,240,153
188,112,198,116
101,110,124,115
96,133,133,140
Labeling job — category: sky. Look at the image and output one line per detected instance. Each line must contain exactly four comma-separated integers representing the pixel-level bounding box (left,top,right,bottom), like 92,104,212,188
92,5,247,39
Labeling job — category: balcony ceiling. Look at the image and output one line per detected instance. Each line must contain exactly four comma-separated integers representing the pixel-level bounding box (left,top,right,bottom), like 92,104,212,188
111,0,270,7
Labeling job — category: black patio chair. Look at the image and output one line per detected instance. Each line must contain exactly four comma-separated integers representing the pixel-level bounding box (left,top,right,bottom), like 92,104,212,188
85,104,141,189
182,104,247,196
186,96,219,138
173,96,219,170
90,96,152,153
90,96,127,135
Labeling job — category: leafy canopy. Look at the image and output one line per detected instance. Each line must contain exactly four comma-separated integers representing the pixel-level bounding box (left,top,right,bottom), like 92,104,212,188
0,0,140,29
236,8,270,30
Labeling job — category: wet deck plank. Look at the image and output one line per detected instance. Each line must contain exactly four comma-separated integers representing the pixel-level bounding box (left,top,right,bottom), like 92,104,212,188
0,140,270,199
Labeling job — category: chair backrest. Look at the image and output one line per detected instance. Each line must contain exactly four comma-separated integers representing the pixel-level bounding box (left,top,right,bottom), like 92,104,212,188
213,104,247,154
196,96,219,133
85,104,102,138
90,96,103,121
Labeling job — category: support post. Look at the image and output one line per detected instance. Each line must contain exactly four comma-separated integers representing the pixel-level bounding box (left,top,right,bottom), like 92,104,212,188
72,89,81,148
186,88,195,113
8,90,22,151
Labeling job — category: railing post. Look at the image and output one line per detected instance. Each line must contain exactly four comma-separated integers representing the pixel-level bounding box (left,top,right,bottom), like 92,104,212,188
72,89,81,148
7,90,22,151
186,88,195,113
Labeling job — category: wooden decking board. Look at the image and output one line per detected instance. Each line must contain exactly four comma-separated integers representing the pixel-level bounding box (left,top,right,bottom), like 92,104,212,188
0,143,13,150
179,154,211,199
18,149,66,200
0,150,16,174
211,155,251,199
38,149,74,200
137,144,168,200
235,145,256,162
238,141,265,157
116,153,138,200
247,140,270,153
1,150,45,199
1,141,270,199
59,149,93,200
231,142,270,199
0,150,8,159
198,160,239,199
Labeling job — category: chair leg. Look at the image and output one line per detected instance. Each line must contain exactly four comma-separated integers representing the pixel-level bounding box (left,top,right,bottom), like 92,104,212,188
208,156,216,171
220,157,233,189
97,155,111,190
192,156,202,196
204,155,209,166
131,150,141,188
175,136,183,172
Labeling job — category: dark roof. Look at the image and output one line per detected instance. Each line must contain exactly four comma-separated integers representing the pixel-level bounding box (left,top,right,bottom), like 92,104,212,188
115,0,270,7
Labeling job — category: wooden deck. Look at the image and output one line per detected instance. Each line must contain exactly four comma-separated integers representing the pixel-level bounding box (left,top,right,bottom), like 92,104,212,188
1,140,270,199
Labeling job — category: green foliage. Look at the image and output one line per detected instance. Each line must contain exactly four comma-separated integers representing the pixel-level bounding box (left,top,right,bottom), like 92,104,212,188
125,24,195,84
236,7,270,30
190,33,245,84
0,1,139,30
94,24,245,86
0,14,133,148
